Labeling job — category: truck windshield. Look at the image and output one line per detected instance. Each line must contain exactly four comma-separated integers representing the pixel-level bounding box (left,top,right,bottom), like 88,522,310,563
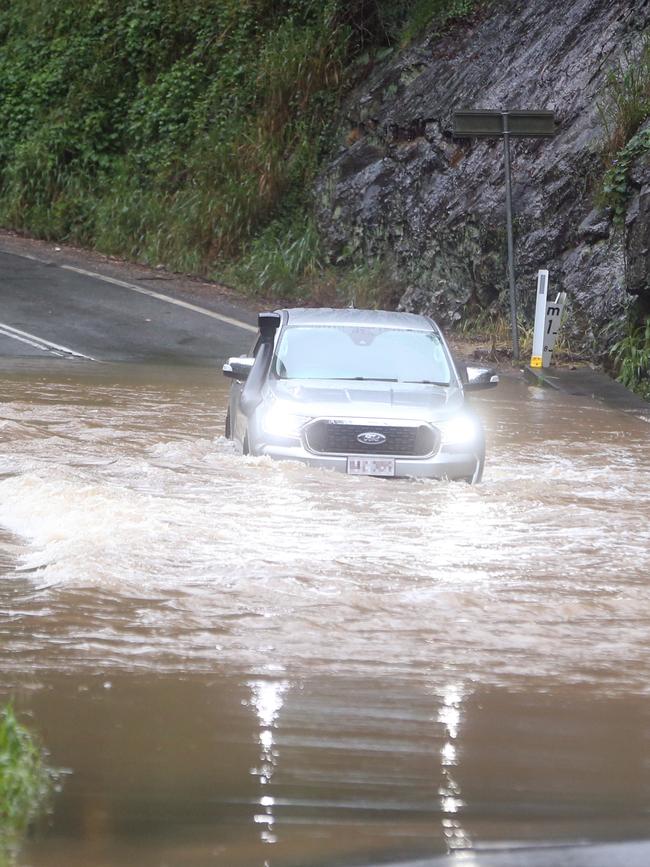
273,325,451,385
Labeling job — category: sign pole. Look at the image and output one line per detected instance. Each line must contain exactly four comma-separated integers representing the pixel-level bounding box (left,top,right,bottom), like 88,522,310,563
452,110,555,363
502,112,519,361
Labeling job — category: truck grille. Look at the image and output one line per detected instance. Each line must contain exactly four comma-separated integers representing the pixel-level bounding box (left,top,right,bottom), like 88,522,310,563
304,421,438,457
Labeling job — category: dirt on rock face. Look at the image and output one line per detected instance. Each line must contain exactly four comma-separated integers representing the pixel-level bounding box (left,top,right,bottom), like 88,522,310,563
315,0,650,358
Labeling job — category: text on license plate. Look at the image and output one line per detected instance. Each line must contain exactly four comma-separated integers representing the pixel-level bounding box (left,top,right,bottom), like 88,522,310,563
347,457,395,477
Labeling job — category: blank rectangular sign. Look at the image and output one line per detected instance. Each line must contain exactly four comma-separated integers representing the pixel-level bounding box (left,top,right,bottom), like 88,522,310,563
453,111,504,137
507,111,555,137
453,110,555,138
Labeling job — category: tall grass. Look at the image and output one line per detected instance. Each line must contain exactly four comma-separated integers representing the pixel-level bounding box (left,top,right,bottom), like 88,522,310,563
599,36,650,160
456,308,577,362
225,217,324,299
0,704,51,859
336,261,401,309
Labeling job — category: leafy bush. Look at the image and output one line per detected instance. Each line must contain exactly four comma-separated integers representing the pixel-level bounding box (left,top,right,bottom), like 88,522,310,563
0,0,348,272
0,704,51,857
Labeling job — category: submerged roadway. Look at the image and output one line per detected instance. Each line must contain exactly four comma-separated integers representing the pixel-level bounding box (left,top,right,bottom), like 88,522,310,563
2,238,650,867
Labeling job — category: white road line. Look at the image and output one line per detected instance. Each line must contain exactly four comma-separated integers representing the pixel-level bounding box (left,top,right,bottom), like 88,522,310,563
61,264,257,333
0,322,97,361
1,251,49,264
0,326,58,354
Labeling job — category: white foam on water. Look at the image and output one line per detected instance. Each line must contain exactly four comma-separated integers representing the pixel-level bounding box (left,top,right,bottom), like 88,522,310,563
1,370,650,689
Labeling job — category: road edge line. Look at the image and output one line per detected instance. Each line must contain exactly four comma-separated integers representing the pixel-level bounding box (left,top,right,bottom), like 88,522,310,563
0,321,97,361
60,264,257,334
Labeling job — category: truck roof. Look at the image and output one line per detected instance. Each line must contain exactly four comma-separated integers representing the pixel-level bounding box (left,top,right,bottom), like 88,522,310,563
281,307,435,331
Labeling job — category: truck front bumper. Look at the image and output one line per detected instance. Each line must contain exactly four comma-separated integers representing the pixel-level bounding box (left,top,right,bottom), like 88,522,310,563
252,442,483,482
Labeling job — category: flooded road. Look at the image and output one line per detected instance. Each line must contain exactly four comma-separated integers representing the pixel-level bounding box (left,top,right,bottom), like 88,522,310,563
2,360,650,866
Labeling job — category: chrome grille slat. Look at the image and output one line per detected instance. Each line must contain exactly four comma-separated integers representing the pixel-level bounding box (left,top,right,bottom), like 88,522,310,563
305,421,438,457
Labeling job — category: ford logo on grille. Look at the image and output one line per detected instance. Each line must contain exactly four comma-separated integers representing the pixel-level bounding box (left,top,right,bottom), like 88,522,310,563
357,431,386,445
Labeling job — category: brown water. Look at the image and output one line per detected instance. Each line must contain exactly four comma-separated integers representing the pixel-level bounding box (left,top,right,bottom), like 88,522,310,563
1,362,650,866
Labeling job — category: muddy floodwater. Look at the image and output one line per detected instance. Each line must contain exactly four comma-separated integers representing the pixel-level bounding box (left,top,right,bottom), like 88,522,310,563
1,361,650,866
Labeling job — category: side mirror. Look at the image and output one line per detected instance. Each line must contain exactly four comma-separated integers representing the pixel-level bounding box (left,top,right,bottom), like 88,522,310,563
223,357,255,380
464,366,499,391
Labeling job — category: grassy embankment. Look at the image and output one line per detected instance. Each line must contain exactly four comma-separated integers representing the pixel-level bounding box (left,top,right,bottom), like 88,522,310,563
0,0,482,305
0,704,52,865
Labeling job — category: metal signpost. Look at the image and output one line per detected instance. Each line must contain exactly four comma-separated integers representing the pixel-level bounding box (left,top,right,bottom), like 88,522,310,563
530,268,567,368
453,110,556,360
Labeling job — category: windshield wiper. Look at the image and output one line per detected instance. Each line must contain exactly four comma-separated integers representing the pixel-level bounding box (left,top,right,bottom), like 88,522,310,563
330,377,399,382
329,377,449,385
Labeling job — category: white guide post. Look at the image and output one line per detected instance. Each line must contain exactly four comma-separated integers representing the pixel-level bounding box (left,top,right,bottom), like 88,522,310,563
531,269,567,368
542,291,567,368
530,270,549,368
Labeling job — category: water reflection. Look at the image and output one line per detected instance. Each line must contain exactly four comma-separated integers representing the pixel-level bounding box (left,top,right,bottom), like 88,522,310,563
438,683,471,852
248,678,289,850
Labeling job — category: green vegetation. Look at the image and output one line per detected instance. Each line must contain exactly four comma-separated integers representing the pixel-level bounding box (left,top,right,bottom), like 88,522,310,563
599,37,650,159
597,37,650,398
610,317,650,399
399,0,480,45
224,215,324,299
0,0,484,300
455,309,578,363
599,36,650,220
0,704,51,861
335,261,401,309
601,126,650,222
0,0,349,273
457,309,513,356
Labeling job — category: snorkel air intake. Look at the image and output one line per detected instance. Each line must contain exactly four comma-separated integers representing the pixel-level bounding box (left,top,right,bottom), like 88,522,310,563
240,312,281,416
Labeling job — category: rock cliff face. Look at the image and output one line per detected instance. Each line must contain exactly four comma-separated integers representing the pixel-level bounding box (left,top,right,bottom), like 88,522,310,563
315,0,650,356
626,138,650,308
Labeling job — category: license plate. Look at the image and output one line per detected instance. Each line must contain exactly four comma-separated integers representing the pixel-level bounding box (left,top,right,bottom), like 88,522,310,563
347,457,395,477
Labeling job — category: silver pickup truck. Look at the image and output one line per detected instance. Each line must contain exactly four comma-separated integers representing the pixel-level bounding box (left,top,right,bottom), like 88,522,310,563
223,307,498,483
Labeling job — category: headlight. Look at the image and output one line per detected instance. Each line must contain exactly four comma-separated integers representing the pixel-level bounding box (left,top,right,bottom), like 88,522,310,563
261,404,311,439
436,413,481,447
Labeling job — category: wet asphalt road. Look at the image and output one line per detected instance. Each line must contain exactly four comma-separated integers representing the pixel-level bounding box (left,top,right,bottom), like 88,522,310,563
0,248,256,365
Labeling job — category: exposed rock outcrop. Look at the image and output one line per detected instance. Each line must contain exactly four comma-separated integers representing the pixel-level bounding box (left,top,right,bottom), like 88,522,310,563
315,0,650,356
626,140,650,313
